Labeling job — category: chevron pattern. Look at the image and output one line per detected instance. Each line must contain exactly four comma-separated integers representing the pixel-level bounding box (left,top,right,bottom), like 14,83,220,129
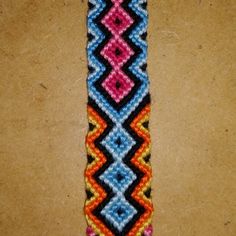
85,0,153,235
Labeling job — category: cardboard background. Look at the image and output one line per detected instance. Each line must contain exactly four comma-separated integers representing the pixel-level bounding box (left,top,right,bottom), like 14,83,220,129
0,0,235,235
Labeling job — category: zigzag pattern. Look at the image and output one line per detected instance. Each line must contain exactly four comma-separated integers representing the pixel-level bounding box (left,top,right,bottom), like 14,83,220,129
85,0,153,235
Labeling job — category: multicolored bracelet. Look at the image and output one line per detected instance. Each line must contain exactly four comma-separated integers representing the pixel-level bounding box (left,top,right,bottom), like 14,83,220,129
85,0,153,235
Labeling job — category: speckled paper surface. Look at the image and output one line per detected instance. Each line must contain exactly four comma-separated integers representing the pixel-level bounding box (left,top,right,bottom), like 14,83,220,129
0,0,235,235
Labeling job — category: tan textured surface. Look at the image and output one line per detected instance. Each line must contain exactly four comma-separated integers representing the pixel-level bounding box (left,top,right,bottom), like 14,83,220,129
0,0,235,235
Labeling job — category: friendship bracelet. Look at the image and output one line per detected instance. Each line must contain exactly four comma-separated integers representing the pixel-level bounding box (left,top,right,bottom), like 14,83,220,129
85,0,153,235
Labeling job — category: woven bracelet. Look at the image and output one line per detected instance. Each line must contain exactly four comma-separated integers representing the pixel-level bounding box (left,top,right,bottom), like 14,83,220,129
85,0,153,235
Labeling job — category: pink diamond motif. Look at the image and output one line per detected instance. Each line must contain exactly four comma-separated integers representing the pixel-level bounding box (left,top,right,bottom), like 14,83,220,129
101,38,134,68
102,6,134,35
102,70,134,103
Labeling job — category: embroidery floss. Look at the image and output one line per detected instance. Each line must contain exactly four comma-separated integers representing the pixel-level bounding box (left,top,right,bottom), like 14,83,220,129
85,0,153,235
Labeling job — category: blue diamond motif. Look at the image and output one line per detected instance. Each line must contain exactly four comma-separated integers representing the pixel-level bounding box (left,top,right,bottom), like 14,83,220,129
101,196,137,232
100,162,136,193
101,126,135,160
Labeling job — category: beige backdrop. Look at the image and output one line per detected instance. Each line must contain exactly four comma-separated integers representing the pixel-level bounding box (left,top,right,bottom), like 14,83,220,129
0,0,235,235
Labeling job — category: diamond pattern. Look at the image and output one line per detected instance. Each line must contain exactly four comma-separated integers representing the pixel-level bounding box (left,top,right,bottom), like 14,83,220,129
102,70,134,103
100,162,136,193
102,6,133,35
101,37,134,68
101,195,137,232
101,126,135,160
